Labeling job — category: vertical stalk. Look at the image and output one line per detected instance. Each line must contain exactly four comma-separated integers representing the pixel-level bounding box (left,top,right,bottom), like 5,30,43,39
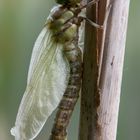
79,0,130,140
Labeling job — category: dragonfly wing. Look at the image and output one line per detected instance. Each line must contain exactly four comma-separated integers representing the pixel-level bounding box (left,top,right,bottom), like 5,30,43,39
11,27,70,140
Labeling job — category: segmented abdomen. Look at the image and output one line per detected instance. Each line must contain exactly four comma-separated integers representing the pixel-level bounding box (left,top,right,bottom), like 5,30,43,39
50,46,82,140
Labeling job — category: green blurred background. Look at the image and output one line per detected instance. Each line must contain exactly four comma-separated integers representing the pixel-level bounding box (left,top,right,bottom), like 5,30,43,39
0,0,139,140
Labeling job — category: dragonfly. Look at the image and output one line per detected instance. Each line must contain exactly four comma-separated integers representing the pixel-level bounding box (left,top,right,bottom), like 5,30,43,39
11,0,104,140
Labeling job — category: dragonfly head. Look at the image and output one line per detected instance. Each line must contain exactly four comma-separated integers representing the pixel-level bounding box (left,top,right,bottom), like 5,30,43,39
55,0,81,7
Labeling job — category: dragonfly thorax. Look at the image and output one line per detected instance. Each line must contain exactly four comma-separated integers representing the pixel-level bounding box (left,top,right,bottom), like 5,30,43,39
47,6,83,44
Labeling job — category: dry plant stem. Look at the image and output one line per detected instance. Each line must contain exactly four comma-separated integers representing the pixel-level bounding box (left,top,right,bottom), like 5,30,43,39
79,0,130,140
79,1,98,140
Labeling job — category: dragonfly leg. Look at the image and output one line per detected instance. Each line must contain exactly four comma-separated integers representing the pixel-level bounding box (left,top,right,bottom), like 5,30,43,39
79,16,103,29
78,3,112,29
80,0,99,9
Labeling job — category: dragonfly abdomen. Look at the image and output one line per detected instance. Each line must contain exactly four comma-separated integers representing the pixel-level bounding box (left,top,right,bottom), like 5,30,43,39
50,46,82,140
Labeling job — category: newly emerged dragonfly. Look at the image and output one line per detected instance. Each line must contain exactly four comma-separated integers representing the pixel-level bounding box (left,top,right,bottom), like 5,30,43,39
11,0,102,140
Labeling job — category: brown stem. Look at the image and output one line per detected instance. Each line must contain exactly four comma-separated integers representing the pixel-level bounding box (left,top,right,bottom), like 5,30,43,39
79,0,130,140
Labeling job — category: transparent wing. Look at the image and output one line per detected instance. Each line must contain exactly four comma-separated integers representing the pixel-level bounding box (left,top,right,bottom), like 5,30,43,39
78,9,85,51
11,26,70,140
